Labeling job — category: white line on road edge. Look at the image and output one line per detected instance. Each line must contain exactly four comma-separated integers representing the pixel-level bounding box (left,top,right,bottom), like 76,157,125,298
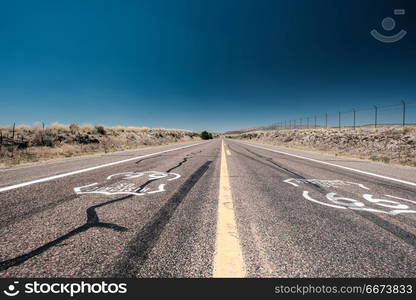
0,142,209,193
234,140,416,187
213,140,246,278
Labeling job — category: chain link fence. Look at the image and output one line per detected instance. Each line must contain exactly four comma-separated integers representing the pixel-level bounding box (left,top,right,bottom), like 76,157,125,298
264,101,416,130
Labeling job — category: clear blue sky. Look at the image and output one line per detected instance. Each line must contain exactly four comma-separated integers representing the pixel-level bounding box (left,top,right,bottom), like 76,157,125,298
1,0,415,132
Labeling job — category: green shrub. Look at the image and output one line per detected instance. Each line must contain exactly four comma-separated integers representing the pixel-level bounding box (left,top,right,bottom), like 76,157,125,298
201,131,213,140
42,134,55,147
33,131,56,147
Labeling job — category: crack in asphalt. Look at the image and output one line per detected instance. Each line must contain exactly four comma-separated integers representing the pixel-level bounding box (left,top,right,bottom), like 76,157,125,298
135,155,162,164
0,154,195,272
110,160,212,278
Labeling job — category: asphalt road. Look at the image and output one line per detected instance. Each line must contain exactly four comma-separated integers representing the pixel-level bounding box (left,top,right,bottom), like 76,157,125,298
1,138,416,277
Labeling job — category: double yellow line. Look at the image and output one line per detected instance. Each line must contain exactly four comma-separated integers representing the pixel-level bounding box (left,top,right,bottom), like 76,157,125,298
213,140,246,277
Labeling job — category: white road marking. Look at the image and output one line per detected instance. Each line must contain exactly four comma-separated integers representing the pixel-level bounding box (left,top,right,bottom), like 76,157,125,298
74,185,146,197
74,170,180,196
236,141,416,187
106,171,180,181
326,192,365,207
283,178,299,187
386,195,416,205
0,142,208,193
147,184,166,194
303,191,346,209
73,183,98,193
363,194,409,210
348,182,370,190
284,178,370,190
284,177,416,215
302,189,416,215
349,206,416,216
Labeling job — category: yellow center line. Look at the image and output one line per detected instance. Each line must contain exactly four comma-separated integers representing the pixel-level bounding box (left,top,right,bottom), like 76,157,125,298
213,140,246,278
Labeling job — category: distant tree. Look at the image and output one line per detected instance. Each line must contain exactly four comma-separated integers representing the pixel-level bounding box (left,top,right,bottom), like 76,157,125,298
200,131,213,140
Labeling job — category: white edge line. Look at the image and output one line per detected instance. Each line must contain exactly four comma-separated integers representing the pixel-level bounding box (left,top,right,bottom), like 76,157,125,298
232,140,416,187
0,141,209,193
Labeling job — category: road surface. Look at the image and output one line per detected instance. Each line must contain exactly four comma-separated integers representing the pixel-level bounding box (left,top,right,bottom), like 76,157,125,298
1,138,416,277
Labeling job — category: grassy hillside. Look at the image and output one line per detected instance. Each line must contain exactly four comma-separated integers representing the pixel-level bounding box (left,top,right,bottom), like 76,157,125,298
0,123,200,167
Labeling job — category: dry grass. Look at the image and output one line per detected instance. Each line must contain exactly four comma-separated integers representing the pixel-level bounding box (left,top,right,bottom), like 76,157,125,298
0,123,200,168
233,127,416,167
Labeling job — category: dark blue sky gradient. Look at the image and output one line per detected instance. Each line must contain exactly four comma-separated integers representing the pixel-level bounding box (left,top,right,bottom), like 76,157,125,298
1,0,415,131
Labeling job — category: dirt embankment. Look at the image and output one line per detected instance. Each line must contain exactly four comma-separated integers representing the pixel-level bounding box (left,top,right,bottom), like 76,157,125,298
0,124,200,167
232,127,416,167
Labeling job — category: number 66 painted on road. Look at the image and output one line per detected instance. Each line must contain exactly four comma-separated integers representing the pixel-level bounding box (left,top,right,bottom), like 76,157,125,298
303,191,416,215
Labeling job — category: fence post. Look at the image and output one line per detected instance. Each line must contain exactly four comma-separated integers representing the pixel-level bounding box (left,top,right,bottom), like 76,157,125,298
353,109,356,130
307,117,309,129
338,112,341,129
11,123,16,158
325,113,328,128
374,106,378,129
300,118,302,129
402,100,406,127
294,119,296,129
41,122,45,145
314,115,317,129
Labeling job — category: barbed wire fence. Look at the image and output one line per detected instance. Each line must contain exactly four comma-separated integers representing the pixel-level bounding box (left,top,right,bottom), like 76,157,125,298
263,101,416,131
0,122,43,159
